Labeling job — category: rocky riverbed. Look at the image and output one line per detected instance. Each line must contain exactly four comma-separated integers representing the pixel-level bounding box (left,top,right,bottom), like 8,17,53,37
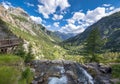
29,60,114,84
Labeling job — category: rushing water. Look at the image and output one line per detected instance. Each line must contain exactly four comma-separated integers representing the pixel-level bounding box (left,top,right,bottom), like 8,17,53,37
76,63,94,84
48,76,67,84
32,60,94,84
48,66,67,84
48,64,94,84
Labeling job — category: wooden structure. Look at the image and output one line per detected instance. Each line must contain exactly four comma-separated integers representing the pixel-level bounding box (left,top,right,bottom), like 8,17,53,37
0,38,21,53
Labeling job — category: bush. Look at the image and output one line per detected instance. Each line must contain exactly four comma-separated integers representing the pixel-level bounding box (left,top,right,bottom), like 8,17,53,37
111,64,120,78
21,67,33,84
25,44,34,63
14,43,26,59
14,44,34,63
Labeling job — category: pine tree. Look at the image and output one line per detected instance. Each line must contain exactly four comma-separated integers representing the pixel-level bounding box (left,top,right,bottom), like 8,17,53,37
14,43,26,59
85,27,103,62
25,44,34,63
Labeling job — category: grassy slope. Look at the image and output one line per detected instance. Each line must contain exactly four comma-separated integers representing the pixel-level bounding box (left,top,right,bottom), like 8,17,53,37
4,15,66,60
0,54,24,84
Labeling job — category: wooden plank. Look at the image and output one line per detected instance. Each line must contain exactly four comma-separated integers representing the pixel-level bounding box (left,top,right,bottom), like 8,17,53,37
0,39,21,48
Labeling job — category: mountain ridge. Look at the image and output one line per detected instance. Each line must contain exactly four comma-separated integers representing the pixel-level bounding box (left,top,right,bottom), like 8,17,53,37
0,4,66,59
63,11,120,52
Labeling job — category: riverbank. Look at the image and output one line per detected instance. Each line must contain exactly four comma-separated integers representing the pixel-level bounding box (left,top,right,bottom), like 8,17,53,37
30,60,94,84
29,60,120,84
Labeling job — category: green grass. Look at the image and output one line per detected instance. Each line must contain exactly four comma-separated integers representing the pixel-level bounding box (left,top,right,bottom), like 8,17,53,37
0,54,34,84
0,54,23,65
0,54,24,84
111,64,120,78
0,66,21,84
11,14,28,22
6,21,67,60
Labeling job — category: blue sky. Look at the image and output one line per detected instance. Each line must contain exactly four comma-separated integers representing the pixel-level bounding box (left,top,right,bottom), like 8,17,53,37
0,0,120,34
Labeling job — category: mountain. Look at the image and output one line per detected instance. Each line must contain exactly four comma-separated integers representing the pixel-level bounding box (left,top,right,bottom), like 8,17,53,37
63,11,120,52
54,31,75,40
0,5,65,59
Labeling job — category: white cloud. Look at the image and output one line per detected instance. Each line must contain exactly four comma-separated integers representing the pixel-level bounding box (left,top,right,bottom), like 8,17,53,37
67,12,85,24
109,6,115,10
30,16,42,24
60,24,85,34
85,7,106,23
103,4,111,7
2,1,13,9
61,7,106,34
72,12,85,21
45,25,51,29
107,8,120,16
52,14,63,20
38,0,70,18
25,2,34,7
53,22,59,27
60,6,120,34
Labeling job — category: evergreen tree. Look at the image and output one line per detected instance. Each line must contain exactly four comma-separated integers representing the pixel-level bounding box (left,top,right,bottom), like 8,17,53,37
25,44,34,63
14,43,26,59
85,27,103,62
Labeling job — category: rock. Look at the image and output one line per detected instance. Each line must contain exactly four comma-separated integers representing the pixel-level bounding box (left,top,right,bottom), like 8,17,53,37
52,60,62,64
63,60,75,65
66,70,75,76
31,80,38,84
38,78,44,83
34,76,38,79
110,79,120,84
102,80,111,84
34,64,37,68
99,67,112,74
30,68,35,73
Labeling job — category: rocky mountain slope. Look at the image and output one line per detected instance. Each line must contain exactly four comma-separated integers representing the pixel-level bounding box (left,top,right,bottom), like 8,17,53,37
0,5,65,59
54,31,75,40
63,11,120,52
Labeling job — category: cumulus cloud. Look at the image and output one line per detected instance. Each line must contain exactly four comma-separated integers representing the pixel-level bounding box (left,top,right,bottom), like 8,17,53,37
107,8,120,15
25,2,34,7
60,7,106,34
52,14,63,20
103,4,111,7
67,12,85,24
30,16,42,24
85,7,106,23
53,22,60,27
60,23,85,34
45,25,51,29
60,6,120,34
109,6,115,10
38,0,70,18
2,1,13,9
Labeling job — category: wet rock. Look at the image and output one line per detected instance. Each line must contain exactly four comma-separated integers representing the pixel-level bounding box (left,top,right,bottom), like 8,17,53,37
99,67,112,74
101,80,111,84
51,60,63,65
32,80,38,84
110,79,120,84
31,60,96,84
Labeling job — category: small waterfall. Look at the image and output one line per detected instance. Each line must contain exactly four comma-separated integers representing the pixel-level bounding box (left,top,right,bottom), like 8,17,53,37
32,60,94,84
48,76,67,84
76,63,94,84
48,66,68,84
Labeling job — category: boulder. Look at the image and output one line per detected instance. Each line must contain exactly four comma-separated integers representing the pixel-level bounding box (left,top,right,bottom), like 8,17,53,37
99,67,112,74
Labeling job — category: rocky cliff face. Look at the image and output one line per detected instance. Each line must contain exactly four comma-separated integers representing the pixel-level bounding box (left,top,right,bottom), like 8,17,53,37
0,5,38,36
